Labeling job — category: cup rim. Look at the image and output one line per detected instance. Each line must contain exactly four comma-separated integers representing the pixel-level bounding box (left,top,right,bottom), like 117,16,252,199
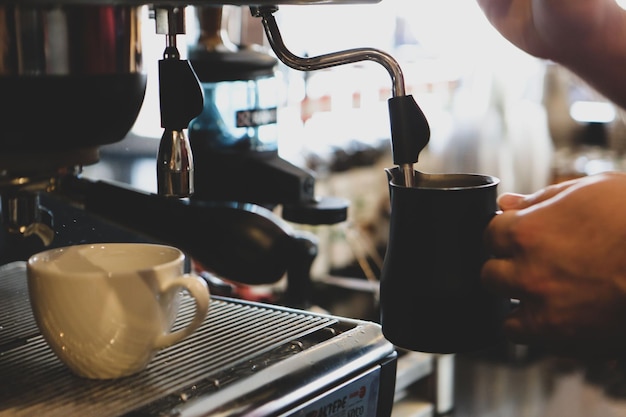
385,167,500,190
394,173,499,191
27,242,184,276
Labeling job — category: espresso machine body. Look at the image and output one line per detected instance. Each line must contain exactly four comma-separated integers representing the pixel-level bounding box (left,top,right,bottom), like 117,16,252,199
0,1,400,416
0,3,149,265
0,4,146,157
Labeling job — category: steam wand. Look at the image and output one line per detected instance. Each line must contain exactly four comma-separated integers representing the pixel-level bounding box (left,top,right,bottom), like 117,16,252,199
250,5,430,187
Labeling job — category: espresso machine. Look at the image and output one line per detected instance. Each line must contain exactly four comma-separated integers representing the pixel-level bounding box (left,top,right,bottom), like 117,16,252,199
0,0,431,300
0,1,436,415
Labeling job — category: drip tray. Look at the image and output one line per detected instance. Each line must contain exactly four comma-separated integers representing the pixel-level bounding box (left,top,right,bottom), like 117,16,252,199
0,262,396,417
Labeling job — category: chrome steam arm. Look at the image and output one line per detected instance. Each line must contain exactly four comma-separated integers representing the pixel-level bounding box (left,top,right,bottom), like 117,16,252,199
250,5,430,187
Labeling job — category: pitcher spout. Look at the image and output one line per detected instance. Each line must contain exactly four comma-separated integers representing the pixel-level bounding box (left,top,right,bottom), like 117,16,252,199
385,166,411,187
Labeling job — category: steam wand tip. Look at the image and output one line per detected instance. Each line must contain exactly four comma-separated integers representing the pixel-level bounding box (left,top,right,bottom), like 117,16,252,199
388,95,430,187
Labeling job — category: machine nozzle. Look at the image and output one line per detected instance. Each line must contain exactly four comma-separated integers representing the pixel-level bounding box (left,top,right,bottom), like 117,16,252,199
1,186,54,246
157,129,194,198
154,6,204,198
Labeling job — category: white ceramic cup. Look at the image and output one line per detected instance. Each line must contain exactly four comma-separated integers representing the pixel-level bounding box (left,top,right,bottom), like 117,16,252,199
27,243,210,379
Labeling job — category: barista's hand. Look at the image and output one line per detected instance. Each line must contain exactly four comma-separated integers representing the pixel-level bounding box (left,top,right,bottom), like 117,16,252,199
482,172,626,358
475,0,626,107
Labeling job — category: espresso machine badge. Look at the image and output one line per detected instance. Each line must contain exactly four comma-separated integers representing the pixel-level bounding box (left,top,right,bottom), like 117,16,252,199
236,107,278,128
292,367,381,417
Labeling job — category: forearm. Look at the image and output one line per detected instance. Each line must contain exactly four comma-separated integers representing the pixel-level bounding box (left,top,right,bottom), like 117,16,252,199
477,0,626,108
552,6,626,108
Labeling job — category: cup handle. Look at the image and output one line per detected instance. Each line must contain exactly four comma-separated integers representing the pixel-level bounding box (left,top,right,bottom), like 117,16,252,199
154,274,210,349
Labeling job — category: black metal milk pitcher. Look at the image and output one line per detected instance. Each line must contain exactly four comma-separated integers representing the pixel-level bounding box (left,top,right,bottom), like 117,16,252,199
380,167,509,353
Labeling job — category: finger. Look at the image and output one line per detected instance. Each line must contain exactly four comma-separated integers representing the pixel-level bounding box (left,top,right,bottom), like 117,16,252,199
483,210,519,258
498,180,578,211
502,302,549,347
497,193,526,211
481,258,528,300
503,307,537,346
523,180,578,206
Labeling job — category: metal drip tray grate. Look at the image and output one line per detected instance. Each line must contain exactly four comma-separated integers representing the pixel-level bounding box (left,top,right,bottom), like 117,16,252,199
0,262,395,417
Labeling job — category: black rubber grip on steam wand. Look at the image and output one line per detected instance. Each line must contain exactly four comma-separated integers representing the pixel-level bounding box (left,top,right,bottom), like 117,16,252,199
387,95,431,165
